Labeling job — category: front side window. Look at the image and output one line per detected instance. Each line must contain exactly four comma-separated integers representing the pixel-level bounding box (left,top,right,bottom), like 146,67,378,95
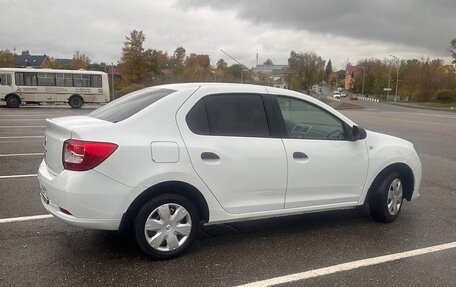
91,75,102,87
0,74,12,86
276,96,346,140
187,94,270,137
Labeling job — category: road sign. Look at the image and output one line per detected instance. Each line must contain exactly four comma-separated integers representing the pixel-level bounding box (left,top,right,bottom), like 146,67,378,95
383,88,392,91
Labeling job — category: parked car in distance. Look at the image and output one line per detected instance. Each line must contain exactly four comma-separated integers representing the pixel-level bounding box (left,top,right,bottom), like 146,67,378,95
38,83,422,259
341,92,347,98
350,94,358,100
333,91,341,99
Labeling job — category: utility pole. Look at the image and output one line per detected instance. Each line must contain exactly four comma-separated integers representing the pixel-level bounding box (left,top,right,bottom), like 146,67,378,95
387,64,392,99
389,55,400,102
111,62,115,100
361,66,366,95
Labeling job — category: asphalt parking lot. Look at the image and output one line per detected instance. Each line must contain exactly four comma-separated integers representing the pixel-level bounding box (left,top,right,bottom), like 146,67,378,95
0,101,455,286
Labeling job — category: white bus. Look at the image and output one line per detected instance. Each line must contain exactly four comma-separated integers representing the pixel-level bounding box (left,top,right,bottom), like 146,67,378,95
0,68,110,108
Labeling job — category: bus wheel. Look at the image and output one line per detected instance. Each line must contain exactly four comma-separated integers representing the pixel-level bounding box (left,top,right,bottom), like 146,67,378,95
69,95,84,109
6,94,21,108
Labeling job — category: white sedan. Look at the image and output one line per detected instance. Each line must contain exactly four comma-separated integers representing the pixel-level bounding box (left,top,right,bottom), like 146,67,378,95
38,83,422,259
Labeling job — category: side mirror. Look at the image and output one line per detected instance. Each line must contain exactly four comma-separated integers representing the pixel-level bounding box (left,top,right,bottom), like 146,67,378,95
351,125,367,141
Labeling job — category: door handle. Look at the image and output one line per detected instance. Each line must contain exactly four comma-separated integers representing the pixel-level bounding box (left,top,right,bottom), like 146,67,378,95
293,152,308,159
201,152,220,160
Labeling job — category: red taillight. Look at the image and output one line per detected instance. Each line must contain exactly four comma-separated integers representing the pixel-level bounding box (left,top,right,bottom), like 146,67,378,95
63,139,118,171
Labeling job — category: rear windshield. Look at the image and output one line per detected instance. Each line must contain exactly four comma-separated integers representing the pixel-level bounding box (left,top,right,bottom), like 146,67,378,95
89,88,176,122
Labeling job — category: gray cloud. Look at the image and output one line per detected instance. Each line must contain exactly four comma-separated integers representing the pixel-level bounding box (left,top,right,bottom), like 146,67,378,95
177,0,456,56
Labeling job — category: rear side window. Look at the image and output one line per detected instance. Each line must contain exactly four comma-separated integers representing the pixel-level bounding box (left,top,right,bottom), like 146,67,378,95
187,94,270,137
89,88,176,123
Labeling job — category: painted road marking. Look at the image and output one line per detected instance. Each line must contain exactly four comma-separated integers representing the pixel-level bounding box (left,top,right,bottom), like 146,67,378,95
0,214,53,224
235,241,456,287
0,126,46,128
0,136,44,139
0,153,43,157
0,174,38,179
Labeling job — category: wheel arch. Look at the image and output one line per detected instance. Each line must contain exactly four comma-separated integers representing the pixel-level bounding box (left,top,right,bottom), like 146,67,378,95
367,162,415,202
119,181,210,233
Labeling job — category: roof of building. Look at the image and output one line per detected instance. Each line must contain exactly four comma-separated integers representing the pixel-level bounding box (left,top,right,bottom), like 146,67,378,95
254,64,288,73
15,55,49,67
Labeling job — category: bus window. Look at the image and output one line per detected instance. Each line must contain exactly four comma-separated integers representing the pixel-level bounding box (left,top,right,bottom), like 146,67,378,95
73,74,82,87
37,73,56,86
0,74,12,85
91,75,102,87
24,73,37,86
81,74,90,87
56,74,73,87
15,73,24,85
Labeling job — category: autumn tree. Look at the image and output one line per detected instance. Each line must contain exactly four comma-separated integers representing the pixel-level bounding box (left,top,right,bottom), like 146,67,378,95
71,51,90,69
119,30,150,86
450,38,456,64
183,54,212,81
0,49,15,68
44,58,61,69
216,59,227,69
286,51,325,91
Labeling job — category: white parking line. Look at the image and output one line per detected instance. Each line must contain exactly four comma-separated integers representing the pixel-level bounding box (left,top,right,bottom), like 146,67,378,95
0,174,38,179
0,214,53,224
235,241,456,287
0,136,44,139
0,153,43,157
0,126,46,128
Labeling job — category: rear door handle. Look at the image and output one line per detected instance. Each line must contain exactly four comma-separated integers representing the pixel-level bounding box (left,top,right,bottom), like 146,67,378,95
201,152,220,160
293,152,308,159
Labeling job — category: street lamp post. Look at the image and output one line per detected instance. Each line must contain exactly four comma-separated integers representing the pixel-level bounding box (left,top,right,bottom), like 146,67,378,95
361,66,366,96
389,55,400,102
387,64,392,99
111,62,115,100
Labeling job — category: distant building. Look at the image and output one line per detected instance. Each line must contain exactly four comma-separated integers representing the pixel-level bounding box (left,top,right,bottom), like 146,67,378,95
253,64,288,74
15,51,50,68
269,68,288,89
344,65,362,90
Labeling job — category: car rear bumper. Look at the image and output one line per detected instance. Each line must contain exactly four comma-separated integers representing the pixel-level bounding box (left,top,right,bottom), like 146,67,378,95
38,160,133,230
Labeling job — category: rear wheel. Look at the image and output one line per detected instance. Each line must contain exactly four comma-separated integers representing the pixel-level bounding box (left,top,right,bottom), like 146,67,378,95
369,172,404,223
6,94,21,108
69,95,84,108
134,193,199,259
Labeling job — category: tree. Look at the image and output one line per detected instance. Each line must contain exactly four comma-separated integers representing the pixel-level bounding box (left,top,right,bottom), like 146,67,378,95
286,51,325,91
172,47,186,67
119,30,150,86
44,58,61,69
216,58,227,69
450,38,456,64
263,58,273,65
71,51,90,69
0,49,15,68
324,59,333,80
183,53,212,81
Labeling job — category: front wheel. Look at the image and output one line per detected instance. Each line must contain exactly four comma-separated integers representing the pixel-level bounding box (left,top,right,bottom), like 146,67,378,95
6,95,21,108
134,194,199,259
369,172,404,223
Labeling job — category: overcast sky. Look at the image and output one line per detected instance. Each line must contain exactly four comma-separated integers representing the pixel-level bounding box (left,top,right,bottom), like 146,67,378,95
1,0,454,70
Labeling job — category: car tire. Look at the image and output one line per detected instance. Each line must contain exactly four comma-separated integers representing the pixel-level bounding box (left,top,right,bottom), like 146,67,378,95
6,94,21,108
369,172,404,223
69,95,84,108
134,193,199,259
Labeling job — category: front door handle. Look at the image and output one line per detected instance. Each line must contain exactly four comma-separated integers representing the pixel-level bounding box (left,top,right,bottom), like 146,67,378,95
293,152,308,159
201,152,220,160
